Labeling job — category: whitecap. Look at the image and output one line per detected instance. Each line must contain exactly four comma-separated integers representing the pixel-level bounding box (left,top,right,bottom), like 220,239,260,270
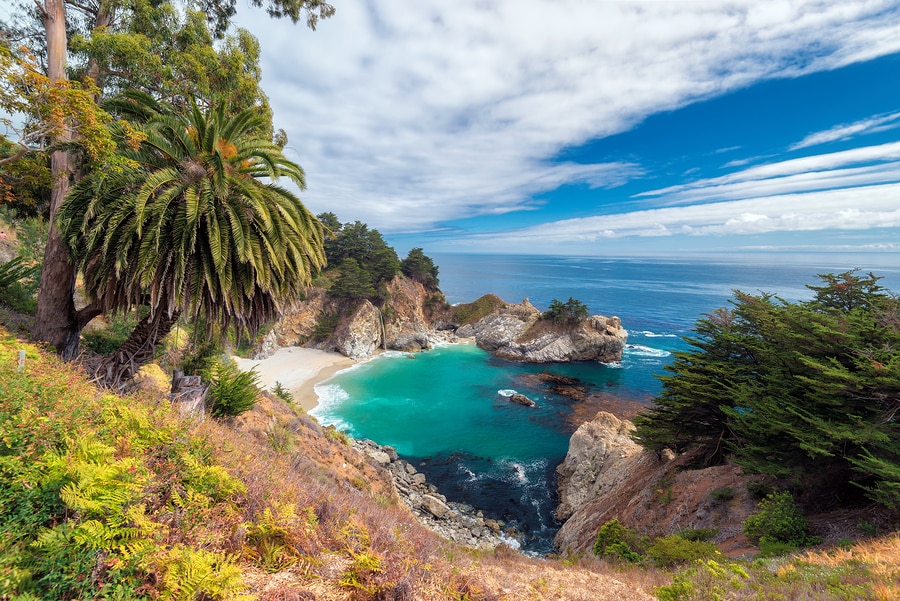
497,389,517,397
624,345,671,358
638,330,678,338
310,383,350,424
601,361,624,368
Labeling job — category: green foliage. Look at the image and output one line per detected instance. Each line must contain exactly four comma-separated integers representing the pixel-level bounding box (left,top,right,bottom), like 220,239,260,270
674,527,719,542
709,486,735,503
59,91,326,341
244,504,300,573
271,380,294,403
0,256,38,312
655,560,750,601
633,271,900,507
857,520,877,537
320,218,401,302
0,338,249,599
324,425,349,445
543,297,589,324
156,545,247,601
647,535,722,568
743,491,819,548
0,140,50,218
401,247,440,290
592,519,645,563
312,311,340,341
452,294,506,326
330,258,377,300
81,311,143,355
209,361,260,417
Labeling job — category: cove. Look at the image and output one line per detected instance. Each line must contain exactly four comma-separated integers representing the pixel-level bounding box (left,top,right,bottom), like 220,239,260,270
312,341,667,552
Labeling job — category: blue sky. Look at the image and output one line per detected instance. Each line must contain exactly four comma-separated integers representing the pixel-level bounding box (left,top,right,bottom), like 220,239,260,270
236,1,900,256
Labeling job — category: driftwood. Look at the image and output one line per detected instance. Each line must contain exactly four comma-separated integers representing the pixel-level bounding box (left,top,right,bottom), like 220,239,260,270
170,369,208,420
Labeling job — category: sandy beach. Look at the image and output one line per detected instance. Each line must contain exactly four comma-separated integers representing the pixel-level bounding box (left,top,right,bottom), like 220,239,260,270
233,347,355,411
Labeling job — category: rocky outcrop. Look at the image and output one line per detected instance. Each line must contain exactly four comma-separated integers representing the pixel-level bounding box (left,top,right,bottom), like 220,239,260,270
456,299,541,348
353,439,512,549
553,411,769,556
458,299,627,363
555,412,645,521
331,301,383,359
256,275,456,359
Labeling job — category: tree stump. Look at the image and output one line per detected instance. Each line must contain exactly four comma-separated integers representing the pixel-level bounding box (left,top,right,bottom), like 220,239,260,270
170,369,208,420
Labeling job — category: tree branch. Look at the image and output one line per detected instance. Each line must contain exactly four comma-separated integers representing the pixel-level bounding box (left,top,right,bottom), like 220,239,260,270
0,144,29,166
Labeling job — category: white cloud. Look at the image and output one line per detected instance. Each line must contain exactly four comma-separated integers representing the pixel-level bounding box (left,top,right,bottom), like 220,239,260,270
640,142,900,205
790,112,900,150
236,1,900,232
464,183,900,248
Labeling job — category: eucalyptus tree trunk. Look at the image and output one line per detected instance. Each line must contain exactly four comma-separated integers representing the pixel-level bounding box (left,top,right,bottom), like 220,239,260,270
32,0,81,359
91,310,181,390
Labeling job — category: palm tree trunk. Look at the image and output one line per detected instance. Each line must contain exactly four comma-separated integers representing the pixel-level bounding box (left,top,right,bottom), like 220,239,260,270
92,310,181,390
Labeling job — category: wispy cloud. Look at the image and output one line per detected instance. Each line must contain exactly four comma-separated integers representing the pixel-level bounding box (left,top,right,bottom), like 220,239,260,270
640,142,900,204
239,1,900,233
790,111,900,150
464,183,900,248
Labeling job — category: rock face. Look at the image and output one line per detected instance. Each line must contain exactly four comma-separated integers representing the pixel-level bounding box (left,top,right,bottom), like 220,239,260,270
553,411,769,557
458,299,627,363
555,412,645,522
255,275,455,359
353,439,511,549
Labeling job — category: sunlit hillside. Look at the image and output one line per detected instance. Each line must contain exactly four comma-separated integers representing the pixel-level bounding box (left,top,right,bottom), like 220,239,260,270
1,329,897,600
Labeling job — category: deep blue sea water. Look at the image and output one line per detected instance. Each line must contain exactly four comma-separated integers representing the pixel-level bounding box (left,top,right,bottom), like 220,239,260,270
312,253,900,552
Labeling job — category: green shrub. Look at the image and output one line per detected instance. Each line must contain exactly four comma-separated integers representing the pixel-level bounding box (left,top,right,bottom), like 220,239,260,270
647,534,722,567
451,294,505,326
674,527,719,542
857,520,877,537
592,519,645,563
542,297,589,324
81,312,141,355
746,481,774,499
209,361,260,418
271,381,294,404
180,336,223,380
709,486,735,502
743,491,820,548
312,311,340,341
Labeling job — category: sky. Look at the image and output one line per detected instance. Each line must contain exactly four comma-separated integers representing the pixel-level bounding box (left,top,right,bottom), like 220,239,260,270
234,1,900,257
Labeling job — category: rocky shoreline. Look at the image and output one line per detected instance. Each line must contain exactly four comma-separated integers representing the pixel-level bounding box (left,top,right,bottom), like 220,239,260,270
352,439,517,550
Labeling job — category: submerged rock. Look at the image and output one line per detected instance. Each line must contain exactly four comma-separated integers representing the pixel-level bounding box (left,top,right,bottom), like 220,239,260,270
509,393,536,407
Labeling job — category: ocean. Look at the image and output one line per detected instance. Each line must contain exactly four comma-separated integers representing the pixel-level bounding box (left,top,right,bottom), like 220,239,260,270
312,253,900,553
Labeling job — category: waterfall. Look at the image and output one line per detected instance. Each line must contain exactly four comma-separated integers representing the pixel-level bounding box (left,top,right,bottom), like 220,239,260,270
378,307,387,350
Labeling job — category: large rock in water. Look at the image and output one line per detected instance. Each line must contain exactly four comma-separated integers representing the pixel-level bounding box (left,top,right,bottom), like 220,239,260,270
457,299,627,363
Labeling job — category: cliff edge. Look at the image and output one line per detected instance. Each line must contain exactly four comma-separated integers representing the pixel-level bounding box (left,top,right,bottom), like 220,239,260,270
554,411,767,557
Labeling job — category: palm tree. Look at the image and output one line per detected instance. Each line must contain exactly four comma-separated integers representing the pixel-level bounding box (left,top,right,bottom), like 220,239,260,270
59,91,326,388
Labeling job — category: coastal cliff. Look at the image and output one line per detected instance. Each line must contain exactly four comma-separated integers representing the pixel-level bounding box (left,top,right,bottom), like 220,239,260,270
257,285,626,365
553,411,767,556
254,275,454,359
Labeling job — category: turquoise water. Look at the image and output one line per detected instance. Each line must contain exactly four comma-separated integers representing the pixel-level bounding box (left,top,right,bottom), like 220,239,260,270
312,254,900,552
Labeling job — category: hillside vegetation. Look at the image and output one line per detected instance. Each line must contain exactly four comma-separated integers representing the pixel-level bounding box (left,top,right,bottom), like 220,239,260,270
634,271,900,512
0,330,662,600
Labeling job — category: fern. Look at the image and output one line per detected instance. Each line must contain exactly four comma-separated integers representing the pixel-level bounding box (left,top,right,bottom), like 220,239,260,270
155,545,250,601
